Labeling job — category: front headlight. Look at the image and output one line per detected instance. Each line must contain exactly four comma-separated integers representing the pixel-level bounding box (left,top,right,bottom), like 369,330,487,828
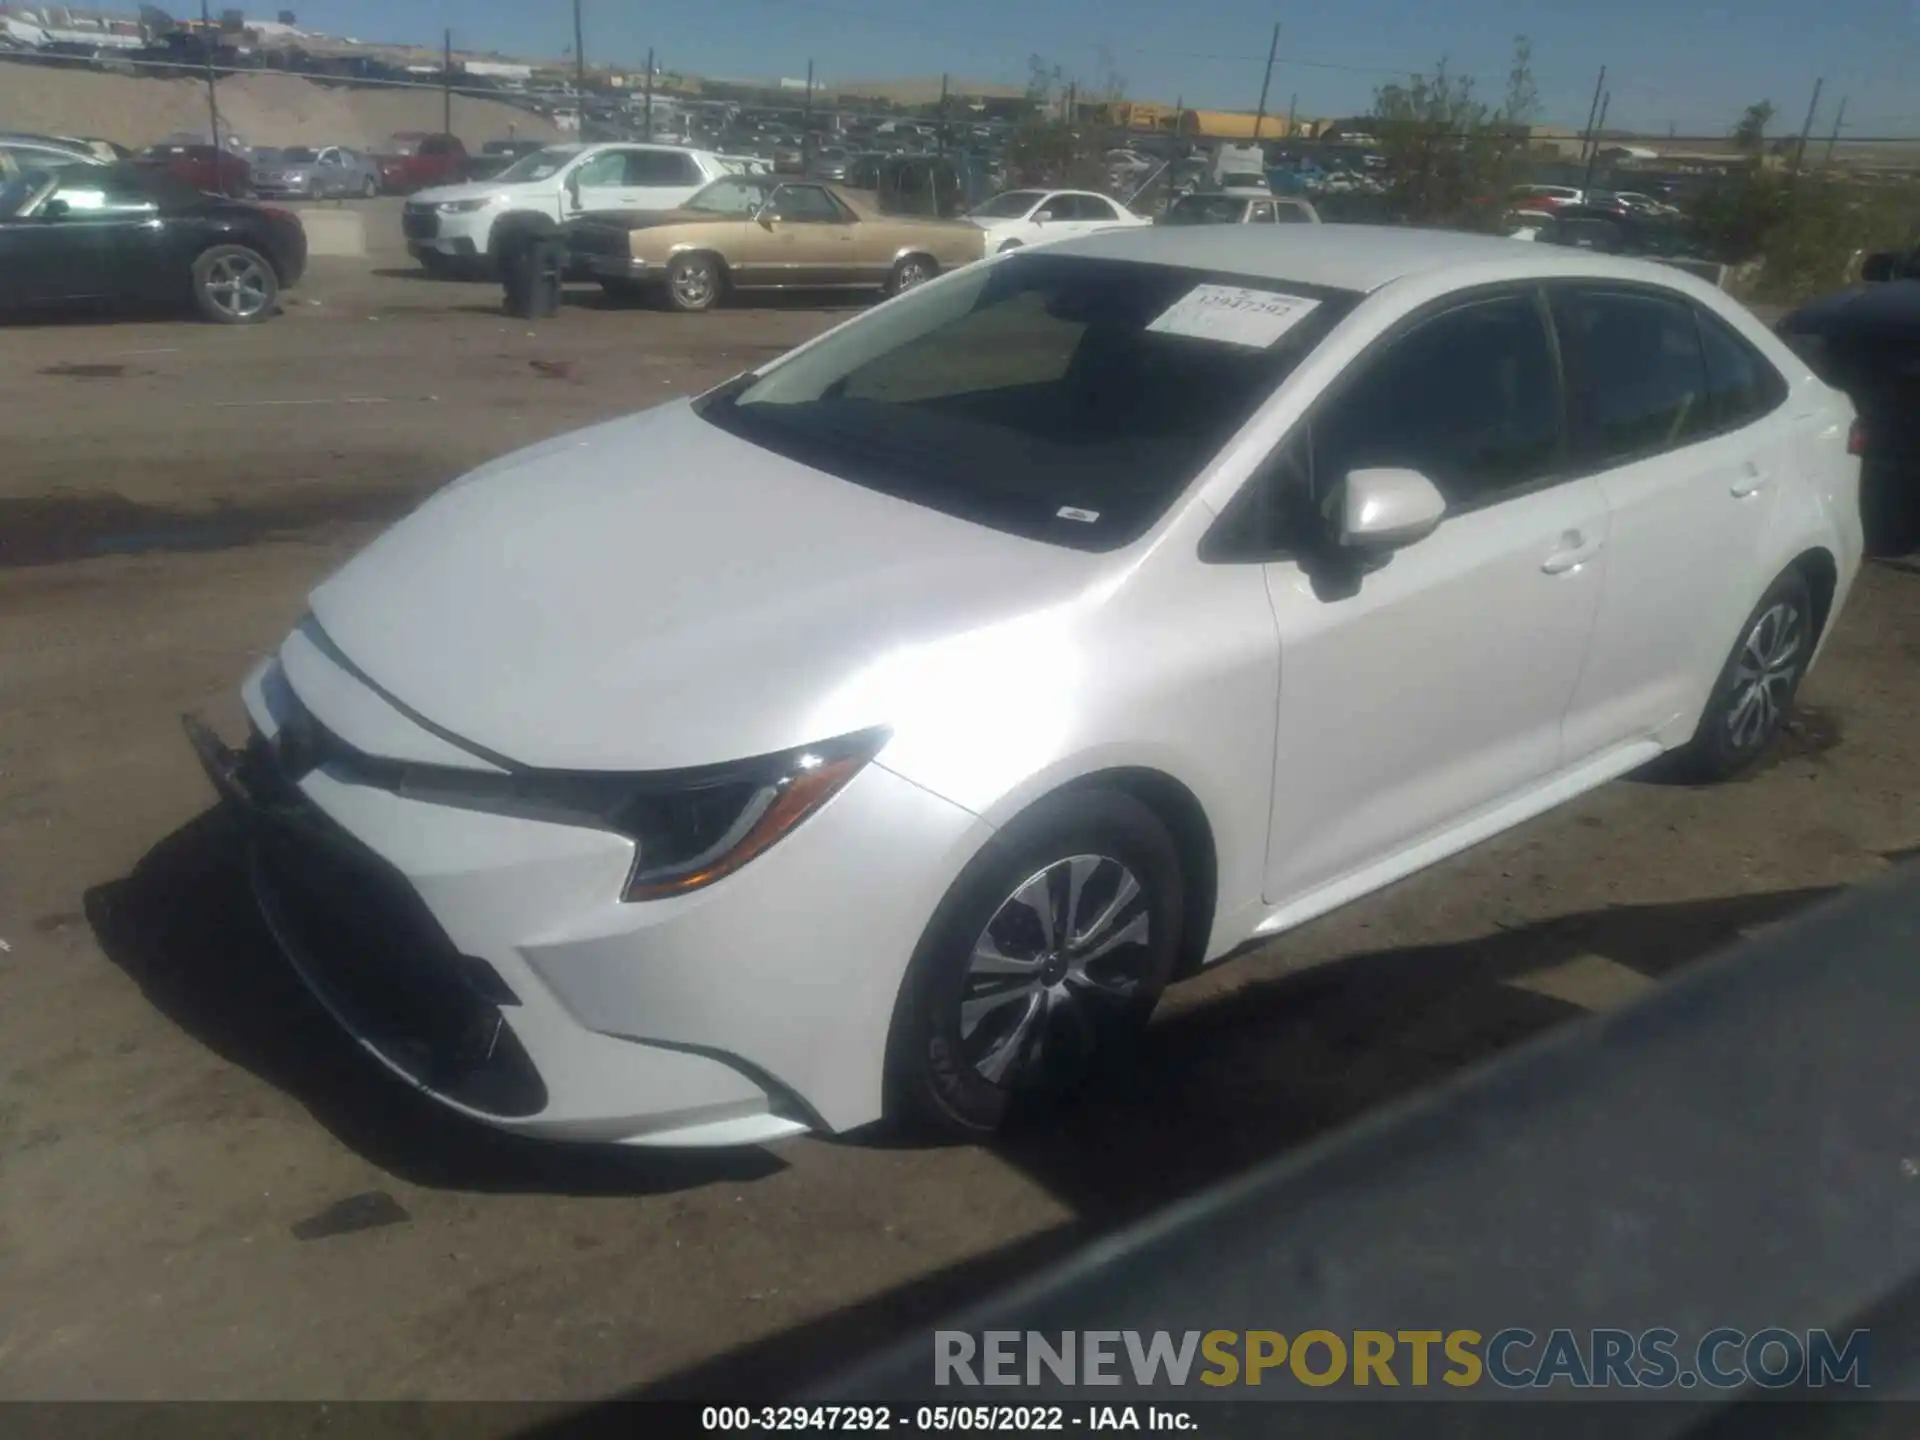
378,727,889,902
437,197,498,214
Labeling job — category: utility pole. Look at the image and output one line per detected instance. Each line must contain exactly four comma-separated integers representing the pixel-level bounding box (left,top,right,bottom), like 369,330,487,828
1065,80,1076,131
199,0,222,190
572,0,586,103
643,46,655,141
803,57,814,167
938,72,949,154
1581,90,1610,190
1791,77,1824,173
1284,92,1297,138
1821,95,1848,167
1577,65,1606,164
1252,22,1279,142
442,28,452,137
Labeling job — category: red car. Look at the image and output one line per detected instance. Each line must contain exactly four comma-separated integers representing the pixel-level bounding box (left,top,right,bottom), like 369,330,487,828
372,133,468,195
137,143,251,196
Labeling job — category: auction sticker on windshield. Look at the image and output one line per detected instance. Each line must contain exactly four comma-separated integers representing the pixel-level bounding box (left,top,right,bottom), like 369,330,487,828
1147,284,1322,349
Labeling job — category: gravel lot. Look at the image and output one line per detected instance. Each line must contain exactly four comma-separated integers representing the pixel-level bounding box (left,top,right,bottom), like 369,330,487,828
1,246,1916,1410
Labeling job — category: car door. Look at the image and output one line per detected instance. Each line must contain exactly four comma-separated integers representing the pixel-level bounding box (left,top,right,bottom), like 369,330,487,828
1063,192,1125,237
750,182,859,285
1553,285,1787,759
0,176,70,306
1242,287,1611,907
12,168,166,301
566,148,632,218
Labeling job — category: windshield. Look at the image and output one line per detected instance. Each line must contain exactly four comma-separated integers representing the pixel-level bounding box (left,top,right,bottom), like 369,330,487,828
279,147,318,163
972,190,1044,219
494,146,581,182
684,177,773,214
698,253,1357,552
1166,195,1248,226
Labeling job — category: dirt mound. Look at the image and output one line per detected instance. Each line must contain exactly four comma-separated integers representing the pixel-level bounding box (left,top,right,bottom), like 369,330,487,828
0,63,564,152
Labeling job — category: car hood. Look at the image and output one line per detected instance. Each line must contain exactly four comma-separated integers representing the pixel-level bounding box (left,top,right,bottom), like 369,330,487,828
410,180,517,206
305,401,1103,773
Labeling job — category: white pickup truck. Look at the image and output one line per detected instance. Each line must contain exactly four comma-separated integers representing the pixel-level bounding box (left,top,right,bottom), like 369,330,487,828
402,141,742,275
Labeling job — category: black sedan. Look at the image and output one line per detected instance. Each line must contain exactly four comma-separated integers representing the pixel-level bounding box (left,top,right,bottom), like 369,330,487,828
1779,251,1920,554
0,162,305,324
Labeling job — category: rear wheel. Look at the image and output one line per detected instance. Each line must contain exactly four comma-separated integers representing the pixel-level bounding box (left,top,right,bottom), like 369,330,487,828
191,245,278,324
1671,567,1815,782
887,789,1183,1139
886,253,938,296
665,252,722,313
360,174,378,198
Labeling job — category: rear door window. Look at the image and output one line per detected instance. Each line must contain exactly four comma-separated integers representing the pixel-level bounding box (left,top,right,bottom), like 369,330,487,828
1551,287,1711,467
1695,309,1789,431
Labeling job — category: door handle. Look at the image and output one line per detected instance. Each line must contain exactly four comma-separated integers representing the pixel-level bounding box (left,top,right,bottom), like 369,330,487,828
1731,460,1768,498
1541,530,1603,575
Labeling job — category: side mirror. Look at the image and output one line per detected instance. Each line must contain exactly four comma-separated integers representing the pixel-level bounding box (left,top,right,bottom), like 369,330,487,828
1859,252,1895,283
1333,468,1447,551
756,206,778,229
41,198,71,221
1033,209,1057,224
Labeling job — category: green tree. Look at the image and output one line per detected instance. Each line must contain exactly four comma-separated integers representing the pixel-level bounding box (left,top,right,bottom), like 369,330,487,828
1732,100,1776,158
1370,36,1534,226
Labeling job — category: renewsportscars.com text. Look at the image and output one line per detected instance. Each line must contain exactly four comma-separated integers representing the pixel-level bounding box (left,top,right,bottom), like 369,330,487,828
934,1328,1871,1390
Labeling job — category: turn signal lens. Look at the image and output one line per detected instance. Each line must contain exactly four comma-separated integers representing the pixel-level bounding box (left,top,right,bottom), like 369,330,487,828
621,750,871,902
1847,417,1867,457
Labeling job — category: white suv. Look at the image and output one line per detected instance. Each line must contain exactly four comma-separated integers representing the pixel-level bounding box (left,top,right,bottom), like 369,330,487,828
402,142,734,274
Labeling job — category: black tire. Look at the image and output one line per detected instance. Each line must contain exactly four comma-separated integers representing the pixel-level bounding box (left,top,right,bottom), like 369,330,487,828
887,789,1183,1140
886,253,938,296
190,244,279,324
1670,567,1816,783
360,175,378,198
665,252,723,312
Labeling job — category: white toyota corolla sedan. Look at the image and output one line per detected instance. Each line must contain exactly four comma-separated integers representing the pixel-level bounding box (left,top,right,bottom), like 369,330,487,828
188,226,1862,1148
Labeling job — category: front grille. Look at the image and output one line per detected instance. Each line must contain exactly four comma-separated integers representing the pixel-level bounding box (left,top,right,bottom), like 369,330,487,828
240,731,547,1119
401,206,439,240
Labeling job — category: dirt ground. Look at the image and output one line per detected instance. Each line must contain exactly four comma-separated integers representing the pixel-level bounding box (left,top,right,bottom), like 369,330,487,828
0,238,1916,1411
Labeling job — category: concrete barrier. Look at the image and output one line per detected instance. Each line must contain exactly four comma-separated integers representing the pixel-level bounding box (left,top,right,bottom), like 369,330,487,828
291,207,369,259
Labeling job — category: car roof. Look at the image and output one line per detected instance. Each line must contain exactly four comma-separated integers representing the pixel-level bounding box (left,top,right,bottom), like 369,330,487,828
1041,223,1697,294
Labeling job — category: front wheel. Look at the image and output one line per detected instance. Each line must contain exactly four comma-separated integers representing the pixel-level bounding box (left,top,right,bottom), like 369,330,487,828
361,175,378,198
191,244,278,324
887,789,1183,1139
665,252,722,312
1670,568,1815,782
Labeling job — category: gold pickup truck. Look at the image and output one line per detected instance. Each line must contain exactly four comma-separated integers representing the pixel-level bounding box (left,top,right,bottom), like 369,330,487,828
565,174,987,313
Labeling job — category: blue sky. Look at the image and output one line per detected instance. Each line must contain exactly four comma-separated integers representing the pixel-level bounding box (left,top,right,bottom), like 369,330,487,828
280,0,1916,136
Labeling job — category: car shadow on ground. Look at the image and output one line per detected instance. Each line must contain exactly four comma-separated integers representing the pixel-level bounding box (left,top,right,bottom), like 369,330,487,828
573,871,1901,1407
84,810,785,1197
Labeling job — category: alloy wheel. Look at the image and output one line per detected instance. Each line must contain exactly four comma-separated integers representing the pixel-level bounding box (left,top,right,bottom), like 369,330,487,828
959,854,1152,1085
202,254,272,320
673,258,717,308
1726,600,1804,749
896,257,935,290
